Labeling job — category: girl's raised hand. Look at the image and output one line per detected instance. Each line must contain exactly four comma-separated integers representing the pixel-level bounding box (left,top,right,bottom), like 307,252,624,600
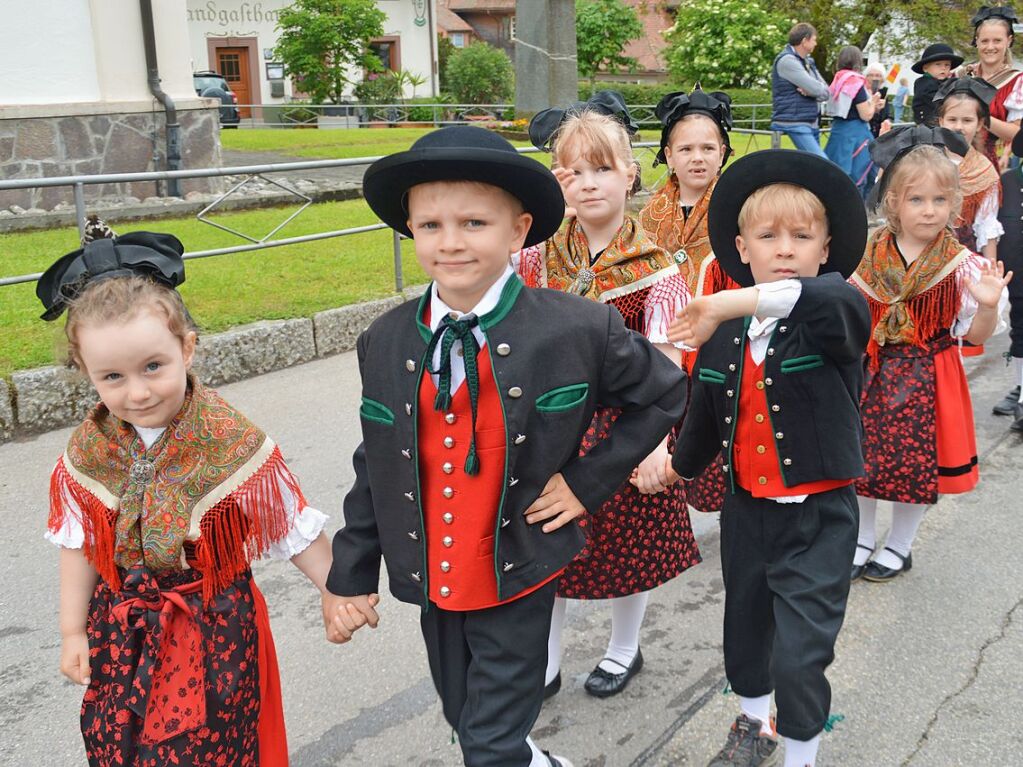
552,166,577,219
966,259,1013,309
60,631,91,685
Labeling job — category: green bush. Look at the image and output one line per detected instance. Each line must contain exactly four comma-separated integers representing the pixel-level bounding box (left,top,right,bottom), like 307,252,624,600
445,42,514,103
406,96,449,122
354,72,401,103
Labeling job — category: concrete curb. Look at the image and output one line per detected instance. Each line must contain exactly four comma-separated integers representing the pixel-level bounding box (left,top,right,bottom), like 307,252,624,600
0,283,428,444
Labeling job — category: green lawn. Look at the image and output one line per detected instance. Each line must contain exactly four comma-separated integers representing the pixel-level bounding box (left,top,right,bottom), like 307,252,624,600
1,129,795,379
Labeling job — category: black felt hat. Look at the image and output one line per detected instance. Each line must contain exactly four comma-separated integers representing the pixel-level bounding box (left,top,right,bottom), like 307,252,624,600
866,124,970,209
912,44,965,74
932,76,997,115
36,232,185,321
707,150,867,287
527,90,638,152
362,126,565,248
654,87,733,165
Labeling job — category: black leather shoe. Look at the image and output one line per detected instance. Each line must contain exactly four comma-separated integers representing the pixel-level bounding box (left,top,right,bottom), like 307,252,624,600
863,547,912,582
993,386,1021,415
851,543,874,582
543,671,561,700
1011,404,1023,433
583,649,643,698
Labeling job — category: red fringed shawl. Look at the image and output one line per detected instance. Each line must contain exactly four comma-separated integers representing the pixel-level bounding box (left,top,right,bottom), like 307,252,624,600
956,146,1001,235
850,228,969,366
49,381,306,603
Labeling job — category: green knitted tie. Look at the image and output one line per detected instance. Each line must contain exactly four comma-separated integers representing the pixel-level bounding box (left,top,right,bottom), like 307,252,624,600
425,314,482,475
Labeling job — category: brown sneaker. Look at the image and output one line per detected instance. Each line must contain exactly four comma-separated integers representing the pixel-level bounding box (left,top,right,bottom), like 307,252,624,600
706,714,780,767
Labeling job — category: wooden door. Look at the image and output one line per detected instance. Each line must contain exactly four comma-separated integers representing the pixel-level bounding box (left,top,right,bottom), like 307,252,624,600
216,47,252,117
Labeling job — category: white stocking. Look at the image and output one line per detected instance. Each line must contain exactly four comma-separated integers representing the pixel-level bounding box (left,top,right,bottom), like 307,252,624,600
854,496,878,566
873,502,926,569
545,597,567,686
599,591,649,672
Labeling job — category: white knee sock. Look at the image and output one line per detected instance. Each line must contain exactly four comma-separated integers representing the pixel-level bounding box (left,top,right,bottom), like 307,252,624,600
873,502,926,569
854,496,878,566
783,733,821,767
527,736,550,767
598,591,650,672
545,597,567,685
740,694,774,736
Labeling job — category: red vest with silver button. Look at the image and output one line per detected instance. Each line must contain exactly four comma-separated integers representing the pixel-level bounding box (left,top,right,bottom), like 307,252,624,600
733,345,852,497
418,345,510,610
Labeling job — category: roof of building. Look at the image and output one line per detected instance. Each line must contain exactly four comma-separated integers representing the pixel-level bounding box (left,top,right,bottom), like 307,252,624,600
437,5,475,32
444,0,515,13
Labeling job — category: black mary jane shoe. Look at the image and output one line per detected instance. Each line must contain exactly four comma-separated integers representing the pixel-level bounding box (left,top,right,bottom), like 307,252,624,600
862,547,912,583
851,543,875,582
583,649,644,698
543,671,561,700
993,386,1021,416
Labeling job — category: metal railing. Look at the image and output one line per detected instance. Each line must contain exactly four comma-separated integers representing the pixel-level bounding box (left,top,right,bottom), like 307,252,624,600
0,130,819,291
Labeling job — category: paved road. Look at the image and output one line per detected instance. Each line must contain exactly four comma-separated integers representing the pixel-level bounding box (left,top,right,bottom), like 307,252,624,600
1,336,1019,766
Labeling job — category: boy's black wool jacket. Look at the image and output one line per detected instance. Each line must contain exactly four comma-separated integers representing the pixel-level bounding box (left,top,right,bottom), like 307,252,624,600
327,277,686,607
673,274,871,490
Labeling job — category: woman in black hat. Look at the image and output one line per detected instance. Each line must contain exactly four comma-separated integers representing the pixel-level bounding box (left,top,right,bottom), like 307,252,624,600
963,6,1023,164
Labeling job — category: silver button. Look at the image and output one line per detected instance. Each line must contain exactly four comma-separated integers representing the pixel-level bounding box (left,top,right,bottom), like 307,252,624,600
775,432,784,439
440,561,451,572
404,491,415,502
442,462,454,474
772,405,780,412
783,458,793,466
405,402,412,416
729,363,737,371
401,448,412,460
408,530,419,540
514,433,527,445
724,416,732,424
444,436,455,448
443,486,454,499
765,377,773,386
503,562,514,572
445,413,456,424
767,348,775,356
501,517,510,527
722,464,730,472
442,512,454,524
722,440,728,447
448,311,459,320
508,476,519,487
733,337,741,345
442,536,453,547
726,389,734,397
508,386,523,398
779,326,788,333
411,571,422,582
439,586,451,598
406,359,416,372
497,343,511,356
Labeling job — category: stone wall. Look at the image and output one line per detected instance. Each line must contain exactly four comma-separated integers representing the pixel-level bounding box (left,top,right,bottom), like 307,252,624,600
0,104,223,211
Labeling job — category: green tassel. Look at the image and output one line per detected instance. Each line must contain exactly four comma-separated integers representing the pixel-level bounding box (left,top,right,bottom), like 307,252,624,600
824,713,845,732
722,682,732,695
464,448,480,476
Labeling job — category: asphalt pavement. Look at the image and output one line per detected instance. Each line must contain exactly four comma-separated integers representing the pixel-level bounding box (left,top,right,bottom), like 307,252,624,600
1,336,1019,767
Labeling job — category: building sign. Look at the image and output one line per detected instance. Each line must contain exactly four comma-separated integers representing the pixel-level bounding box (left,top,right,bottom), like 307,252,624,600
412,0,427,27
187,2,281,28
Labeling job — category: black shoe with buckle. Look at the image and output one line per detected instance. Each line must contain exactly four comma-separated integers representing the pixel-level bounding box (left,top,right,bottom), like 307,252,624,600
583,649,643,698
994,385,1021,415
543,671,561,700
851,542,874,582
863,547,912,582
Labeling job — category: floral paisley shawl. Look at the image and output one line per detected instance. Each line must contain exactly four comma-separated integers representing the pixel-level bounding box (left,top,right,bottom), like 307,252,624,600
850,227,969,362
639,174,717,294
957,146,1001,229
49,379,304,600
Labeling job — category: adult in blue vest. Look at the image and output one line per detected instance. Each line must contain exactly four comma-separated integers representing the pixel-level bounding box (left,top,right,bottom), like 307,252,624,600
771,23,830,157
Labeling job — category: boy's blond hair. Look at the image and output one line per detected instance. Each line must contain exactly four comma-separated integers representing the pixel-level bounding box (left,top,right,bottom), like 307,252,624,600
737,183,828,235
881,145,962,231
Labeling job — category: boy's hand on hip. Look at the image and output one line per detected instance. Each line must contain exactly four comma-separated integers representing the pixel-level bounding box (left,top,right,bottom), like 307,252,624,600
322,592,380,644
525,473,586,532
60,631,91,685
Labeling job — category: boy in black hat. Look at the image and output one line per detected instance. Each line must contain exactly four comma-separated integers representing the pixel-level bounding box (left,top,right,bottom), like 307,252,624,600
665,150,871,767
321,126,685,767
912,43,964,125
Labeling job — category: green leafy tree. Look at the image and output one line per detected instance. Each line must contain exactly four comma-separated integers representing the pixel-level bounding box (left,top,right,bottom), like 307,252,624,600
445,42,515,103
274,0,385,104
438,35,456,92
665,0,792,89
575,0,644,85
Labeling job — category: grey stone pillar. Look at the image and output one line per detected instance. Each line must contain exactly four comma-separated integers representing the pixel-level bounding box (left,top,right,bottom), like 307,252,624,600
514,0,578,115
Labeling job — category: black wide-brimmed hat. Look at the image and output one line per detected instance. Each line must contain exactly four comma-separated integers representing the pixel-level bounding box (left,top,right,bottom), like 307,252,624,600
362,126,565,248
37,231,185,321
933,75,997,115
707,150,867,287
527,90,638,152
866,124,970,209
912,43,965,74
653,87,733,165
